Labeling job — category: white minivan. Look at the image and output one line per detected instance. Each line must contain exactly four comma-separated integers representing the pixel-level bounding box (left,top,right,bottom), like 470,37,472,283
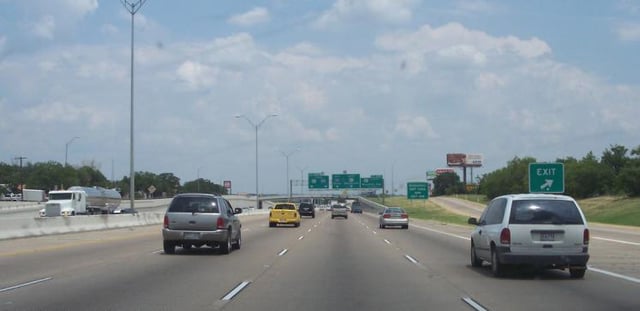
468,194,590,278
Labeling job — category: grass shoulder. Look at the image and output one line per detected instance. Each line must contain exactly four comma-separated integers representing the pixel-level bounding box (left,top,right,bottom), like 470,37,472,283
369,196,470,226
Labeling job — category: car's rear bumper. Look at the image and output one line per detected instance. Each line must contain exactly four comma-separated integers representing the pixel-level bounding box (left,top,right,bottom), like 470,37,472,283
162,228,229,242
299,211,314,216
496,247,589,267
380,219,409,226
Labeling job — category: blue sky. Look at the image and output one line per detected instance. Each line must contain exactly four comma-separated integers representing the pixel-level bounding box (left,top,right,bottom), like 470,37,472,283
1,0,639,195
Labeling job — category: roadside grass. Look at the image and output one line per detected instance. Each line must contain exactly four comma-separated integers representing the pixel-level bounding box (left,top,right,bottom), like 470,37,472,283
448,194,489,205
578,196,640,227
369,197,470,226
372,194,640,228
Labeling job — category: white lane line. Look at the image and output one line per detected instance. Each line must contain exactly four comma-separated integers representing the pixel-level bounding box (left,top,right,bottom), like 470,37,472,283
593,237,640,246
278,249,288,256
298,236,304,240
411,224,470,241
307,229,312,233
404,255,419,265
152,250,163,254
221,281,251,301
383,239,391,245
0,277,52,293
372,231,377,235
462,297,488,311
589,266,640,284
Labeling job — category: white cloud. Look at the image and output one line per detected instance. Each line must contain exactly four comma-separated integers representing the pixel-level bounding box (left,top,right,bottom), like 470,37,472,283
176,60,218,90
31,15,56,40
314,0,418,28
61,0,98,16
394,115,439,140
228,7,270,26
616,22,640,41
100,24,119,36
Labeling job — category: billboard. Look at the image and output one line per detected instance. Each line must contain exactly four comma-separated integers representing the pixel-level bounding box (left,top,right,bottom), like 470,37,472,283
435,168,455,175
223,180,232,189
446,153,483,167
464,154,483,167
446,153,466,166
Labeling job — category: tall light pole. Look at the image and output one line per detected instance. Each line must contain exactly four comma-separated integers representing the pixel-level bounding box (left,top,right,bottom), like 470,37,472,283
121,0,147,209
197,166,203,192
280,149,298,199
65,136,79,166
236,114,278,209
298,166,308,195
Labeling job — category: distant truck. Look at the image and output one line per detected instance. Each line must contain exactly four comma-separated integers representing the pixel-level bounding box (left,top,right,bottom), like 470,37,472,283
39,186,122,217
22,189,46,202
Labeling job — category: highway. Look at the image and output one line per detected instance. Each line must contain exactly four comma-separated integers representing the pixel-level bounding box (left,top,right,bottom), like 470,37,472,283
1,202,639,311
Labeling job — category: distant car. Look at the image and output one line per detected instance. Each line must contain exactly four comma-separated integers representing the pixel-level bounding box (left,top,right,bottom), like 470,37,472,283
351,203,363,213
298,202,315,218
468,194,590,278
269,203,301,227
162,193,242,255
379,207,409,229
331,204,348,219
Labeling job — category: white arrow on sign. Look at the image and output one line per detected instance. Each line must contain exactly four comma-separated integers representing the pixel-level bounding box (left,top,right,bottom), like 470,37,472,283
540,179,554,190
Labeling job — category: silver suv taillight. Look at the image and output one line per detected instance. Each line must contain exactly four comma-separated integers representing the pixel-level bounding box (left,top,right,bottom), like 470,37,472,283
583,228,590,245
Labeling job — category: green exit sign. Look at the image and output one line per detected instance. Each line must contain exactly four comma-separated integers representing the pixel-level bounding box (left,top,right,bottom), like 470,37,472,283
529,163,564,193
407,182,429,199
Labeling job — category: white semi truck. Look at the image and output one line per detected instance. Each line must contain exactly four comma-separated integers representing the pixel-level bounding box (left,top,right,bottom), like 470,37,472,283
39,186,121,217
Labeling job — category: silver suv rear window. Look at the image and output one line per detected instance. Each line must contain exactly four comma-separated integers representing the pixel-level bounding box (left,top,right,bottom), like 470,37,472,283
509,200,583,225
168,197,219,213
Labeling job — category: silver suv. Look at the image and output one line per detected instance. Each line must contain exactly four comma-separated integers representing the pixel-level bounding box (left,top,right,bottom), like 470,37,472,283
468,194,590,278
162,194,242,254
331,204,348,219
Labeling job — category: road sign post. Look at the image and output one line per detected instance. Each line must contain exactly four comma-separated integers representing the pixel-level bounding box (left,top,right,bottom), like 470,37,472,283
407,182,429,200
529,163,564,193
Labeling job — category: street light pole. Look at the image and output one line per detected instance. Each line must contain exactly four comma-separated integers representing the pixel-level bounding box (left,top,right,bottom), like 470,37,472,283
65,136,79,166
281,149,298,200
236,114,278,209
197,166,203,192
121,0,147,210
298,166,308,195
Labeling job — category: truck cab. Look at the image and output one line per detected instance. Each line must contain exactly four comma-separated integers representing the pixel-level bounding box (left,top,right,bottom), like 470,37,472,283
39,190,88,217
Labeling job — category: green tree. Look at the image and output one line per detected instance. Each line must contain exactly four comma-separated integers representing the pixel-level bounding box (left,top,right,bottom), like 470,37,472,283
602,144,629,176
479,156,535,199
432,172,464,196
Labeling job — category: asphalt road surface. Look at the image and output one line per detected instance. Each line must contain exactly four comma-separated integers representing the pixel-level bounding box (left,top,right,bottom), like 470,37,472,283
1,206,639,311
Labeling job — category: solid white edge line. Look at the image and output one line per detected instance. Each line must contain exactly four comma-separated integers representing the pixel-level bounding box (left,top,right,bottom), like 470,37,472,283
589,266,640,284
593,237,640,246
278,249,288,256
221,281,251,301
462,297,488,311
0,277,53,293
411,224,470,241
404,254,419,264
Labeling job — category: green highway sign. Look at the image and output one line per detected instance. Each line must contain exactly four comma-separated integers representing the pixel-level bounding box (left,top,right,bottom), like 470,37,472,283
361,176,384,188
332,174,361,189
308,173,329,189
407,182,429,199
529,163,564,193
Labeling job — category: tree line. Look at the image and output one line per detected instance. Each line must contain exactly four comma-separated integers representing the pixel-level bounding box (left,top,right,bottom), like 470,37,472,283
0,161,227,198
432,144,640,200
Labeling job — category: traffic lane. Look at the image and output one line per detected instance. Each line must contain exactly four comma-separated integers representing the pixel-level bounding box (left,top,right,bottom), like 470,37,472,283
355,213,640,311
0,214,315,310
0,214,270,288
224,212,470,311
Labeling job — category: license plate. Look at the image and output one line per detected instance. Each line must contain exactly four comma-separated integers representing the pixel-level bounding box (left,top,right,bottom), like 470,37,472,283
184,232,199,240
279,219,287,223
540,233,555,241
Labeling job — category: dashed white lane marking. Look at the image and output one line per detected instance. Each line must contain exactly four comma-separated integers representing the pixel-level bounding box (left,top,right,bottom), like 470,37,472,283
298,236,304,240
278,249,289,256
404,254,419,265
462,297,489,311
221,281,251,301
383,239,391,245
0,277,52,293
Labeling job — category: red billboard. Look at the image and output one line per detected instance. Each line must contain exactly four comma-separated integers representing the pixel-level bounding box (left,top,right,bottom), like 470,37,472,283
446,153,466,167
223,180,232,189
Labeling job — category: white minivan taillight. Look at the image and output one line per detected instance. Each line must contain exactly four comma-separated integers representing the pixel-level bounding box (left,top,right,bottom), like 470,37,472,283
583,228,590,245
500,228,511,245
163,215,169,228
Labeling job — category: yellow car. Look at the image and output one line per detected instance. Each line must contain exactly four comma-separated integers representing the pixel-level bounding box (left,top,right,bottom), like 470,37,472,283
269,203,301,227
